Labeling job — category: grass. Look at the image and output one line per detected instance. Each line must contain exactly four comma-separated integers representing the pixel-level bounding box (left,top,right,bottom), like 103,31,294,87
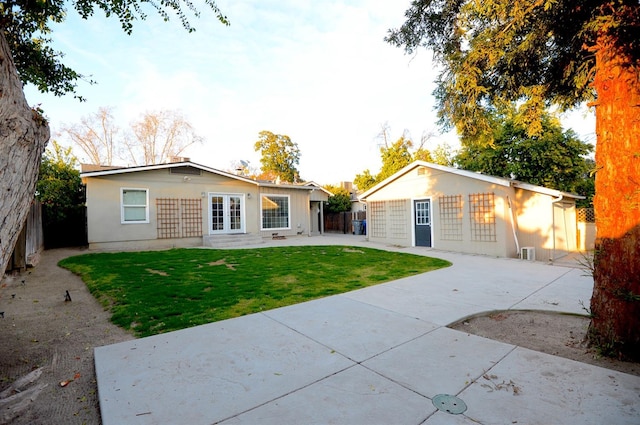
59,245,450,337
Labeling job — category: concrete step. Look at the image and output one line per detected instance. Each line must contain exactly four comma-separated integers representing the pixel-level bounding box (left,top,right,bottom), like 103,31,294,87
202,233,264,249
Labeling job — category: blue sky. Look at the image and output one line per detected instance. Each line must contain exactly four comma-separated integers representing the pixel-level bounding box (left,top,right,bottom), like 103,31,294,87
23,0,595,184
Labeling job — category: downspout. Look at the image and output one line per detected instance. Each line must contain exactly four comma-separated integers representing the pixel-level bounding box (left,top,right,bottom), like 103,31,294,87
550,194,564,262
507,196,520,256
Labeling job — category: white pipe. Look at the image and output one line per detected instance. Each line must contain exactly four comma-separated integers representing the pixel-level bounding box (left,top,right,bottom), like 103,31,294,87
507,196,520,256
551,194,564,261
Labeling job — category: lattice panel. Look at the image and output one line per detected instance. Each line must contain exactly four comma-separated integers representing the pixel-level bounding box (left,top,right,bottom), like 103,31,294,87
181,199,202,237
156,198,180,239
369,201,386,238
439,195,463,241
156,198,203,239
577,208,595,223
389,199,408,238
468,192,496,242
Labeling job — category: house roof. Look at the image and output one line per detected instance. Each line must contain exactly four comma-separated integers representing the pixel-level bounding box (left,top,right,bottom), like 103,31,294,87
80,161,314,191
301,181,334,196
358,160,584,200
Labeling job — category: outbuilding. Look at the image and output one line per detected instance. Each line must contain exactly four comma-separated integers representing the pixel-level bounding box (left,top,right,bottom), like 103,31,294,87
359,161,584,261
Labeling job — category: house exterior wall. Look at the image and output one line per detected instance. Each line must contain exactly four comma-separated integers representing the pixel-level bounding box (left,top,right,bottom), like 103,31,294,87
365,166,515,257
84,168,311,250
512,189,578,261
258,186,311,237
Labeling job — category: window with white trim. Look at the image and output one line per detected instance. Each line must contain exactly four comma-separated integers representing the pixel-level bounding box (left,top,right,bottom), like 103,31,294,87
261,194,290,229
121,188,149,223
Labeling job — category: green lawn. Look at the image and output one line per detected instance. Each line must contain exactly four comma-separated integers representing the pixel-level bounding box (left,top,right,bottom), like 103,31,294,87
60,245,450,337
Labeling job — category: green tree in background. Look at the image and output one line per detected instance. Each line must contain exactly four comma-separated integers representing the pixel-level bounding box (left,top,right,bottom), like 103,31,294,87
254,131,301,183
37,141,86,247
455,113,594,195
387,0,640,359
323,186,352,213
353,169,377,192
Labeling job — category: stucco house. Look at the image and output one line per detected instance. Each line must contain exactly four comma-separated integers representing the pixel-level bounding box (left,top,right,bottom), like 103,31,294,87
359,161,584,261
80,161,329,250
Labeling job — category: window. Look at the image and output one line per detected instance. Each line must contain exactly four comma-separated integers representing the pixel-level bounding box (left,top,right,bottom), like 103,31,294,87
261,195,290,229
121,188,149,223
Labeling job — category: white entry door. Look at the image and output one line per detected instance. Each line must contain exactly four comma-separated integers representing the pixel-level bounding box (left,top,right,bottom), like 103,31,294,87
209,194,245,234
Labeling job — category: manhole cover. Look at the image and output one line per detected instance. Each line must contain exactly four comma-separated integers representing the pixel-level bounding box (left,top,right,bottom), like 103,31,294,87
432,394,467,415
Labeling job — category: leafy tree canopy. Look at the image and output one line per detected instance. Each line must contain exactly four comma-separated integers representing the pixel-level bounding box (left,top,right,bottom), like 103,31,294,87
386,0,639,141
1,0,229,98
455,112,594,195
37,141,84,222
254,131,301,183
323,185,352,213
355,133,448,192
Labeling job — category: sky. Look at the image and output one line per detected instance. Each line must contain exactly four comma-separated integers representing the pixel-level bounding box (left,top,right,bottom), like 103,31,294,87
23,0,596,185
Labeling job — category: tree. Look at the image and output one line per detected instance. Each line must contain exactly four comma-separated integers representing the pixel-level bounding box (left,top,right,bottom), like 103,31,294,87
354,131,436,192
0,33,49,274
455,113,594,194
323,186,352,213
378,136,415,181
354,169,377,192
59,107,120,165
254,131,301,183
387,1,640,360
37,141,84,222
1,0,228,274
125,109,202,165
37,141,86,247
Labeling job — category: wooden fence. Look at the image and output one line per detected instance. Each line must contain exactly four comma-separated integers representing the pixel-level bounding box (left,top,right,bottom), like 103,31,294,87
324,211,367,234
7,200,44,273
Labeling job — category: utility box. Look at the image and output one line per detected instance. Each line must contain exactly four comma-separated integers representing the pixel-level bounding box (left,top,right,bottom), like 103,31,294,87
521,247,535,261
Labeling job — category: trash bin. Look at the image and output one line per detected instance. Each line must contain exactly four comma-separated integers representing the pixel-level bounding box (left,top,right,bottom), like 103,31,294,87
352,220,363,235
362,219,366,235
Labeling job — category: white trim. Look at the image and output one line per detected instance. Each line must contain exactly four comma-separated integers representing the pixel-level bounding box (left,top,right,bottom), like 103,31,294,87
208,193,247,235
260,193,291,230
412,197,434,248
81,161,315,192
120,187,149,224
359,160,584,201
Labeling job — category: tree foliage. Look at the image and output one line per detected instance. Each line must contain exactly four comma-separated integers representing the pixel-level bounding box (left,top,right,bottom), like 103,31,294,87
354,131,443,192
36,141,84,224
323,185,352,213
1,0,229,99
455,113,594,194
254,131,301,183
386,0,638,141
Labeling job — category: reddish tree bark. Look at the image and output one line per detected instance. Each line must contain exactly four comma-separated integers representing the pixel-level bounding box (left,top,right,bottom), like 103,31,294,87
589,33,640,361
0,30,50,274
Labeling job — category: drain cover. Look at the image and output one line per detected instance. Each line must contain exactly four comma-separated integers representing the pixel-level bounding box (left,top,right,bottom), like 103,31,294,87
432,394,467,415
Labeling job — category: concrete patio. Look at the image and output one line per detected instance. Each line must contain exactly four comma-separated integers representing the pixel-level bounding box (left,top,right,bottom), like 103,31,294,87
94,235,639,424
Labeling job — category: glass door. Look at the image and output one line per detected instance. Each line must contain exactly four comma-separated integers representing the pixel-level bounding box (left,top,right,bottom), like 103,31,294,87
209,193,245,234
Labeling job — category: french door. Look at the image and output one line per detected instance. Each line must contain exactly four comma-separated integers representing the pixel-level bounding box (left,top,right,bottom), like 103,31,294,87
209,193,245,234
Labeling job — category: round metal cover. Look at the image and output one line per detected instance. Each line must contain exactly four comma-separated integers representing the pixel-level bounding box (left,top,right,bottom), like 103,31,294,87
432,394,467,415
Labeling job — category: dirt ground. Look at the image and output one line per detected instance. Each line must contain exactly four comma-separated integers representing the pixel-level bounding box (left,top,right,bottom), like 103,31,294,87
0,249,133,425
1,249,638,424
449,311,640,377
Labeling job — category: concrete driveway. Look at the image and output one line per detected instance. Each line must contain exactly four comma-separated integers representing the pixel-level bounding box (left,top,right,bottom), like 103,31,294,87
94,235,640,424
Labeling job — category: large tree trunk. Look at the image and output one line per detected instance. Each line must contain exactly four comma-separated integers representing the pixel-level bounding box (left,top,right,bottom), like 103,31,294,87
589,35,640,361
0,30,50,275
